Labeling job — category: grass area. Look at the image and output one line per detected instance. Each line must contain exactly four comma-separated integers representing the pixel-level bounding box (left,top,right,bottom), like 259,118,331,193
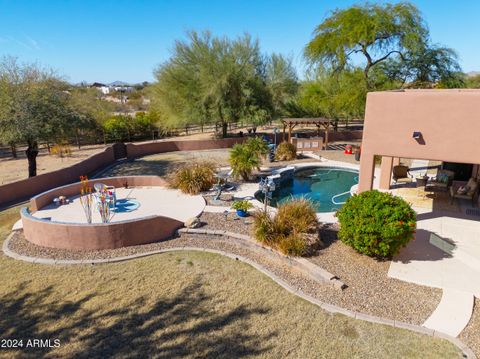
0,207,462,358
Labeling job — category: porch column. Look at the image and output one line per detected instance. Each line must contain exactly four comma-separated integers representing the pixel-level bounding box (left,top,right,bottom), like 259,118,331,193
379,156,394,190
358,152,375,192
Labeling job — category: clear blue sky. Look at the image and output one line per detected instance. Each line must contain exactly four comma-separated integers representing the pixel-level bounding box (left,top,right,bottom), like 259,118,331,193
0,0,478,84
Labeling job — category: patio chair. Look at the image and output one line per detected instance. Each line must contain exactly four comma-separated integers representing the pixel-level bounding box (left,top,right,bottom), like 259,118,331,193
450,178,479,206
427,169,455,192
392,165,413,184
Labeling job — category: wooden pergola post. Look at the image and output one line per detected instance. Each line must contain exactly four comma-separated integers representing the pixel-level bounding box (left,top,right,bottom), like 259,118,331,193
280,117,330,147
324,121,330,150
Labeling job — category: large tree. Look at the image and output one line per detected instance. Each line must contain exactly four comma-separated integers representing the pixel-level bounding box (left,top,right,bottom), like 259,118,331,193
304,1,463,107
305,2,428,88
288,68,369,126
151,31,277,137
0,57,88,177
265,54,299,119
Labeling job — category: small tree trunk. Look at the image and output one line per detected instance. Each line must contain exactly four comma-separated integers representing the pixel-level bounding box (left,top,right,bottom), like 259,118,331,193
26,140,39,178
46,142,51,153
10,143,17,158
75,128,81,149
222,121,228,138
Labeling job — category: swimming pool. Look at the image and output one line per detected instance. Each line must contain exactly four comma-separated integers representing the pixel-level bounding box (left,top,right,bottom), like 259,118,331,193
255,166,359,213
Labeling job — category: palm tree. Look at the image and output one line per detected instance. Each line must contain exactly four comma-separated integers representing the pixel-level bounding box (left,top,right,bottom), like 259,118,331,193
229,137,269,181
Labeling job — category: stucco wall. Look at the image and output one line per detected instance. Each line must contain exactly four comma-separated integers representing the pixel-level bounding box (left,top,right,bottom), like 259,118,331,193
23,176,180,250
22,208,182,250
126,137,248,159
359,89,480,191
0,147,116,208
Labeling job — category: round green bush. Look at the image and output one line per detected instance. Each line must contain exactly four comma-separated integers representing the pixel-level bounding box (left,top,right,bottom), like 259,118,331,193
335,190,416,258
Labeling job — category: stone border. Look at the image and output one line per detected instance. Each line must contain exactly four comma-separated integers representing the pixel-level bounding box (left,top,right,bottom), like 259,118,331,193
179,228,346,290
1,232,476,358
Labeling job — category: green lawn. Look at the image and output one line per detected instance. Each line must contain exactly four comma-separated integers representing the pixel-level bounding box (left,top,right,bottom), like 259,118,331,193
0,207,461,358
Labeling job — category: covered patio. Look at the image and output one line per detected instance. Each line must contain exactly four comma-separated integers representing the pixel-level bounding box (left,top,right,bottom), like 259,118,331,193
359,89,480,211
358,89,480,337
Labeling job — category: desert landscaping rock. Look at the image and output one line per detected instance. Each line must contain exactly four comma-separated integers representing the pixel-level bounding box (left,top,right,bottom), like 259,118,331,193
460,298,480,357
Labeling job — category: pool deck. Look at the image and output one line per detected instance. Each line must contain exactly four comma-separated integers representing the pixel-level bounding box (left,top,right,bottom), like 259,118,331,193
30,187,205,224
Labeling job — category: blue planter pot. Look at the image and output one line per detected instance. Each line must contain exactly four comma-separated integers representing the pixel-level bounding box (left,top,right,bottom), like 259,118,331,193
236,209,248,217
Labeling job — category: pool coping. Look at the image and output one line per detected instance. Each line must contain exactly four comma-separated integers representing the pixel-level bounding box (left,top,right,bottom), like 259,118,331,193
247,160,363,223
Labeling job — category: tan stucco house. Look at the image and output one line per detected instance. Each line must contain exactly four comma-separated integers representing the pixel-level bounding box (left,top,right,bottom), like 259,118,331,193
358,89,480,206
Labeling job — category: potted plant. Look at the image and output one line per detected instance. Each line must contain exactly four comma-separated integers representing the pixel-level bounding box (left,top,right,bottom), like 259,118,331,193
232,200,253,217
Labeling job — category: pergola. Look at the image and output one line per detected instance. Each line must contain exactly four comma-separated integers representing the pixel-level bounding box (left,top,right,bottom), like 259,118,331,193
281,118,331,149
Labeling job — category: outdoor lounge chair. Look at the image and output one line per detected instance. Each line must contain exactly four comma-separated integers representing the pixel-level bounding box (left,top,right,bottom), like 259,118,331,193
426,169,455,192
392,165,413,184
450,178,479,206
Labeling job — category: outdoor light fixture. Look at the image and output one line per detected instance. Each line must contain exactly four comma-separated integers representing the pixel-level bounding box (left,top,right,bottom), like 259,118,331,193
412,131,422,139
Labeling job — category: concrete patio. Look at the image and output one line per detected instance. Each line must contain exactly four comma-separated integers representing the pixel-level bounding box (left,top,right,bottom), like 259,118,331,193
388,210,480,336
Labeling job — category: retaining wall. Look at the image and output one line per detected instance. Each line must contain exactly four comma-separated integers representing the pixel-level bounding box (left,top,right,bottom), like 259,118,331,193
0,147,115,208
22,176,180,250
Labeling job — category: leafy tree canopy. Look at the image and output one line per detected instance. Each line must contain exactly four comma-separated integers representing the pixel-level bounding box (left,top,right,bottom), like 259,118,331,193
305,2,461,89
151,31,297,136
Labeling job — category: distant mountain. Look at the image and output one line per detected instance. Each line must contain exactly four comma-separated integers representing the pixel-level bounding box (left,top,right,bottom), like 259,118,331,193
109,81,130,86
466,71,480,78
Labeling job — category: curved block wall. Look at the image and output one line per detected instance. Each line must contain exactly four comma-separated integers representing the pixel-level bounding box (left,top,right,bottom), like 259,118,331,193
22,176,183,250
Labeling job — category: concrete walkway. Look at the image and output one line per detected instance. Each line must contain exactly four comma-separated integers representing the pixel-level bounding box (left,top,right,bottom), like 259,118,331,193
424,289,474,337
388,210,480,336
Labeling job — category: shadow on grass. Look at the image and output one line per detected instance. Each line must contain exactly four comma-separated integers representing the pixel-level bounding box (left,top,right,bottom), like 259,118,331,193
0,280,274,358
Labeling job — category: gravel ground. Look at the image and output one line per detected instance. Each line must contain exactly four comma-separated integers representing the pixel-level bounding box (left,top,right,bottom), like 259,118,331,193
200,211,253,235
203,193,235,207
196,213,441,325
460,298,480,357
8,210,441,326
306,226,442,325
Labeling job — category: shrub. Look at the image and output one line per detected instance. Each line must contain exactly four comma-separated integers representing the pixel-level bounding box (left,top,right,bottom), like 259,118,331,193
277,233,307,256
275,198,318,235
275,142,296,161
50,143,72,157
229,137,269,181
170,162,216,195
252,198,319,256
336,190,416,258
252,210,275,245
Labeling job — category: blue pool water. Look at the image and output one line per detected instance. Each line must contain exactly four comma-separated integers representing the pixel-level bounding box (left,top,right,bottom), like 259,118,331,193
256,167,359,213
